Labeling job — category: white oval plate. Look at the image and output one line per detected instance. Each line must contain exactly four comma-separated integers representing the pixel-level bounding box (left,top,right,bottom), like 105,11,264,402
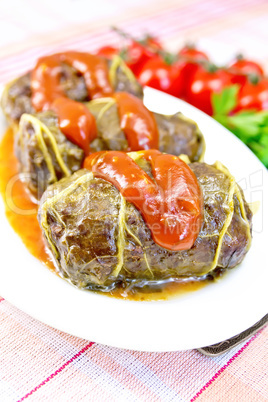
0,87,267,352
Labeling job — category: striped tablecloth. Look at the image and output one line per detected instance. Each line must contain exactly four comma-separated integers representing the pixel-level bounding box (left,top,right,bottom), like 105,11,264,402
0,0,267,400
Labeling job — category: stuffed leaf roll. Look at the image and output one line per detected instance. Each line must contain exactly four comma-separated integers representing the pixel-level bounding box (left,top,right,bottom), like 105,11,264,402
1,53,143,123
38,151,252,292
15,93,204,197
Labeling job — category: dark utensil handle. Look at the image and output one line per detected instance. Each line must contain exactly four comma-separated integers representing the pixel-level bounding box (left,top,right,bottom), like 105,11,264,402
198,313,268,356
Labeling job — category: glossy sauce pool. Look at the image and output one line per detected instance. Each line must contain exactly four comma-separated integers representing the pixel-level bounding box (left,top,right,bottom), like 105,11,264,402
0,128,54,270
0,128,209,301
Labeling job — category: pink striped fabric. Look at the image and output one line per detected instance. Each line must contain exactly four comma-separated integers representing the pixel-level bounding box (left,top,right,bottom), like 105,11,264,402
0,0,267,400
0,0,268,83
0,298,267,401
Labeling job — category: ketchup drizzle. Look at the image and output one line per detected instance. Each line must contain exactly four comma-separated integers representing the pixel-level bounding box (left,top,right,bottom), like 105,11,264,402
51,97,97,155
31,51,113,111
30,53,158,155
84,150,202,251
31,52,110,154
114,92,159,150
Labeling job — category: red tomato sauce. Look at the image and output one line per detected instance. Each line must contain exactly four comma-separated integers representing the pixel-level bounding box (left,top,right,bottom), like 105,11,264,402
51,97,97,155
84,150,202,251
0,128,54,271
31,51,113,111
31,51,159,155
114,92,159,150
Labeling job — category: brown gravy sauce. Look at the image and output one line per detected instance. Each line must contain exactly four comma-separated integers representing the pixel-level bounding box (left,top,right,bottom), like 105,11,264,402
0,128,209,301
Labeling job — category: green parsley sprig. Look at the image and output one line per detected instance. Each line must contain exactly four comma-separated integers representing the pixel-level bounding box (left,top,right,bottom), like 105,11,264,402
212,85,268,167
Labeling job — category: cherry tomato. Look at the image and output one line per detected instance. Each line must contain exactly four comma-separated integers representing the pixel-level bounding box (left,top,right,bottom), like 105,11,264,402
125,38,163,75
178,45,209,63
138,56,185,97
235,77,268,112
229,56,264,77
96,38,162,75
228,55,264,87
95,45,119,59
186,65,233,115
178,45,209,97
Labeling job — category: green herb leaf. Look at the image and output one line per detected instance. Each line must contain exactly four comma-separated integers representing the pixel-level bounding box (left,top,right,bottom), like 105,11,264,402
212,85,240,115
214,109,268,167
229,110,268,126
212,84,268,167
249,137,268,167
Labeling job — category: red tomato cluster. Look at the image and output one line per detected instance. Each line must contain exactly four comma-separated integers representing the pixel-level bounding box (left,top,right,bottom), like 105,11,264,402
96,37,163,75
138,46,209,99
96,34,267,116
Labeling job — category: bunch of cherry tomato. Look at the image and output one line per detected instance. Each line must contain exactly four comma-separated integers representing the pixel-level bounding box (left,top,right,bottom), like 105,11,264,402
96,34,268,116
96,30,268,166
